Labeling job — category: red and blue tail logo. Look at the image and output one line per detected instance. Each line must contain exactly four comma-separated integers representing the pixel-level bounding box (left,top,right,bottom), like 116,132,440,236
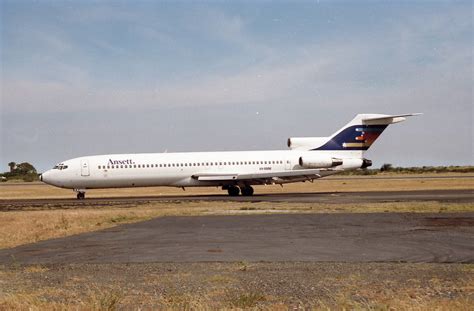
312,125,388,151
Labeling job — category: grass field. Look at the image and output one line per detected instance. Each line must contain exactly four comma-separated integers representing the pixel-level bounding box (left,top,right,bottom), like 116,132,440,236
0,262,472,310
1,174,473,310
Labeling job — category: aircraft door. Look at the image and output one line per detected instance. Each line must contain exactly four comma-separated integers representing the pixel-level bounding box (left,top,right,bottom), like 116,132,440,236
285,159,292,170
81,159,90,176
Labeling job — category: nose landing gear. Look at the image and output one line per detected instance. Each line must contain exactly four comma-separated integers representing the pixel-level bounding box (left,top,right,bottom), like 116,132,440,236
75,190,86,200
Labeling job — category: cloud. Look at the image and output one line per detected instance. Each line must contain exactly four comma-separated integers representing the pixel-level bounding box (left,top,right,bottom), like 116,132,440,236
1,2,472,170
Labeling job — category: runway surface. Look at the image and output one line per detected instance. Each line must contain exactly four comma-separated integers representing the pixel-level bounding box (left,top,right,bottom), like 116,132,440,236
0,212,473,264
0,189,473,211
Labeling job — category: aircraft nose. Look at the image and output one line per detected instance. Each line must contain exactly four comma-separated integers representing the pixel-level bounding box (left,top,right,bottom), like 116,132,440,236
41,170,51,184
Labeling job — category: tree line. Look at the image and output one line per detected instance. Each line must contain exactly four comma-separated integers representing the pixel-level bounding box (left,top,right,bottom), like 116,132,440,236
1,162,39,182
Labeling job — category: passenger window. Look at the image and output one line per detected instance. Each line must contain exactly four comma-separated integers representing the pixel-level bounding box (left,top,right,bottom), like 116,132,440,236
98,166,101,169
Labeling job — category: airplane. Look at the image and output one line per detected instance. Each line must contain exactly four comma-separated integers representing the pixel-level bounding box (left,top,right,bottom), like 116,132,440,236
40,113,421,199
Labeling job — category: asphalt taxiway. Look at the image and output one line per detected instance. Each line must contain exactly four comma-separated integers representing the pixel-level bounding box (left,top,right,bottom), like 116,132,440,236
1,189,472,264
0,212,473,264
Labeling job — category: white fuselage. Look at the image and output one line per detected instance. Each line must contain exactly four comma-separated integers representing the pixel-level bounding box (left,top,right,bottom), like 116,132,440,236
39,113,420,197
41,149,361,190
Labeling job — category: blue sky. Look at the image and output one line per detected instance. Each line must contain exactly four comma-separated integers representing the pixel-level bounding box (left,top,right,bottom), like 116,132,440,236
1,0,472,172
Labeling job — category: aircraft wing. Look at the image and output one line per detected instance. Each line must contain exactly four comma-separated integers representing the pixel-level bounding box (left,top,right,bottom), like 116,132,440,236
192,169,323,184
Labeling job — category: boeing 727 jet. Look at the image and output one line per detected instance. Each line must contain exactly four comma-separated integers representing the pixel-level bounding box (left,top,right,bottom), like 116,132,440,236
40,113,420,199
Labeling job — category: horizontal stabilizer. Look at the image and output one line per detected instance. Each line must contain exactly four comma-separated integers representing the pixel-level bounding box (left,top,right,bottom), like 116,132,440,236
362,113,422,125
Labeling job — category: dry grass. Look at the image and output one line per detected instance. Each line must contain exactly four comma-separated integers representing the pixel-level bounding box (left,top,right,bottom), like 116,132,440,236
0,263,472,310
0,201,473,249
1,173,473,200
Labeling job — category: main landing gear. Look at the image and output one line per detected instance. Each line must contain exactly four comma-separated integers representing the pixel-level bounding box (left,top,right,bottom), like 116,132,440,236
227,185,240,196
241,186,254,196
225,185,254,196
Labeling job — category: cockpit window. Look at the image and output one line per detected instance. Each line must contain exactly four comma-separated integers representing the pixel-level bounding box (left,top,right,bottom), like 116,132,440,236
53,164,68,170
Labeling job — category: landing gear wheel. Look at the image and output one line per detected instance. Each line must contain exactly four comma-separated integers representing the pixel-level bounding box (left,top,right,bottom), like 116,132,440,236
227,186,240,196
241,186,254,196
76,192,85,200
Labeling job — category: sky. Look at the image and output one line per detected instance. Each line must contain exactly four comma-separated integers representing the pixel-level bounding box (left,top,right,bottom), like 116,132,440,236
1,0,472,173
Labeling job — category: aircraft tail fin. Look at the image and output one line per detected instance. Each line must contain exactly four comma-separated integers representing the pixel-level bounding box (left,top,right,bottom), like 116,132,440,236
287,113,421,152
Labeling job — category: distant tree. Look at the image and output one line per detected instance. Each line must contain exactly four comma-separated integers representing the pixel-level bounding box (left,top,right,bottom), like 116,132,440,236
15,162,37,175
3,162,38,181
8,162,16,173
380,163,393,172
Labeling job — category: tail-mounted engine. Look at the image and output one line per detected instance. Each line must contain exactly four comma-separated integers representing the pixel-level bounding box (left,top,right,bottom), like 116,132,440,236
299,155,343,168
298,155,372,170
